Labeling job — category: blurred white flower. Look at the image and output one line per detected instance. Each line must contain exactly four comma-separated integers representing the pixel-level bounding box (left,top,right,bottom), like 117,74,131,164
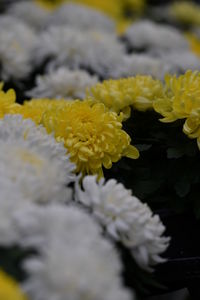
6,1,49,31
120,54,176,80
156,50,200,72
46,2,115,33
0,115,75,204
27,67,98,99
34,26,125,78
0,16,36,80
15,204,133,300
125,20,189,53
75,175,170,270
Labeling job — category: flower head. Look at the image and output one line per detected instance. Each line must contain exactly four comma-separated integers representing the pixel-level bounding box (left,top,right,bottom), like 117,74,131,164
6,1,49,30
75,175,169,270
0,16,36,80
0,270,27,300
42,100,139,176
16,205,133,300
125,20,188,52
88,76,164,119
153,71,200,123
0,115,75,204
27,67,98,100
34,26,125,78
46,3,115,32
170,1,200,26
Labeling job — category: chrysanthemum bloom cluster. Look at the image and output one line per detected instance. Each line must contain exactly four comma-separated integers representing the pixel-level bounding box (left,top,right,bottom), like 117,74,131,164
170,1,200,26
27,67,98,99
88,76,164,119
42,100,139,176
0,84,19,118
0,270,28,300
153,71,200,149
0,16,36,80
33,26,125,78
15,205,133,300
46,3,116,32
0,115,75,204
124,20,189,53
6,1,50,30
75,175,169,270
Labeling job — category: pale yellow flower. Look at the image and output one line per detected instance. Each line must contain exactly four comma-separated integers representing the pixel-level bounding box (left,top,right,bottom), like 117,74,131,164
170,1,200,26
88,76,164,120
0,85,19,118
0,270,28,300
42,99,139,176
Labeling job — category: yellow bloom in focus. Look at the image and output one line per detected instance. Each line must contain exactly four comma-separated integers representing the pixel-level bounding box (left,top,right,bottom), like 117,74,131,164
186,33,200,58
153,71,200,123
14,98,71,124
42,100,139,176
0,85,19,118
170,1,200,26
0,270,28,300
88,76,164,120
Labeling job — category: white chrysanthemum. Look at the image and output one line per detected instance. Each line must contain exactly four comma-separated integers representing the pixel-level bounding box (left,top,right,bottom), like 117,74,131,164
0,16,36,80
156,50,200,72
120,54,176,80
0,177,30,246
27,67,98,99
75,176,170,270
125,20,189,53
15,205,133,300
46,3,115,33
6,1,50,31
0,115,75,204
34,26,125,78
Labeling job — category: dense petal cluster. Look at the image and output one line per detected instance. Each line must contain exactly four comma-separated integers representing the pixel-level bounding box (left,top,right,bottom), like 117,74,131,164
0,270,28,300
16,205,133,300
33,26,125,78
75,176,169,270
153,71,200,148
6,1,50,30
46,3,115,32
124,20,189,53
42,100,139,176
27,67,98,99
88,76,164,118
0,16,36,80
0,85,19,118
0,115,75,204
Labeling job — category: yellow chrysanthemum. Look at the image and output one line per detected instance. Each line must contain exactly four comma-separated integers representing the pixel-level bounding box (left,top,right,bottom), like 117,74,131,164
88,76,164,120
14,98,71,124
170,1,200,26
0,270,28,300
186,33,200,58
42,100,139,176
153,71,200,123
0,85,19,118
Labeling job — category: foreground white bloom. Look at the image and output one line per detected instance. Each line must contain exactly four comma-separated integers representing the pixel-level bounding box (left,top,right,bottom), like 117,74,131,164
34,26,125,78
75,176,170,270
0,16,36,80
124,20,189,53
121,54,176,80
6,1,49,31
46,3,115,33
27,67,98,99
0,177,30,246
0,115,75,203
15,205,133,300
